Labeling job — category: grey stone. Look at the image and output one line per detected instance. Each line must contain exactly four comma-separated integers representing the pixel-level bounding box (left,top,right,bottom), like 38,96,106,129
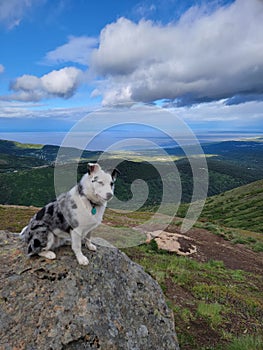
0,231,179,350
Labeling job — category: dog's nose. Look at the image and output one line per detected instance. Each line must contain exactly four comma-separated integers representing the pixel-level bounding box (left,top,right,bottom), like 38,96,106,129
106,192,113,200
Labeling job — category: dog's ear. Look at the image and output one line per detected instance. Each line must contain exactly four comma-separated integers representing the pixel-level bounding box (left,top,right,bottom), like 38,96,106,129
111,168,120,181
88,162,101,174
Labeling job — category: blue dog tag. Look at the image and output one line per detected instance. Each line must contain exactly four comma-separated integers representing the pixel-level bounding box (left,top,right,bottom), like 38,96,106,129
91,207,96,215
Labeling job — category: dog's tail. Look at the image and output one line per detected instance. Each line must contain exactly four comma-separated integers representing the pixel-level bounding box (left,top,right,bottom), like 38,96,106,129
19,225,28,239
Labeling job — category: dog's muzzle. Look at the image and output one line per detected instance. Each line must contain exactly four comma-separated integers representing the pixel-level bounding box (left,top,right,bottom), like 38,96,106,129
106,192,113,201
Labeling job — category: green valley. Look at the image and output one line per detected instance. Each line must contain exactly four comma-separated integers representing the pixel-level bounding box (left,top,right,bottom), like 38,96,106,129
1,138,263,208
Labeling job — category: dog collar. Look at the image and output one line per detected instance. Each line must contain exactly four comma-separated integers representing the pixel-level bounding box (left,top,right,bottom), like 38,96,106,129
89,200,97,215
78,183,98,215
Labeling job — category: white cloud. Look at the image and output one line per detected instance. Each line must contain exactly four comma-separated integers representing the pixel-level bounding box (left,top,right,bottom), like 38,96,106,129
43,35,98,66
0,64,4,73
176,99,263,123
90,0,263,106
0,97,262,136
3,0,263,110
0,0,42,29
9,67,83,101
0,100,93,120
12,75,42,91
41,67,82,97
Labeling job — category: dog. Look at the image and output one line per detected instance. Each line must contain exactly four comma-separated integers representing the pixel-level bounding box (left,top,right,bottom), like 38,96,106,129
20,163,119,265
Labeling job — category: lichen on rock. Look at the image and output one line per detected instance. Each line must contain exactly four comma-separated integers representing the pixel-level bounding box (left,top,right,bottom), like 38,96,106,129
0,231,179,350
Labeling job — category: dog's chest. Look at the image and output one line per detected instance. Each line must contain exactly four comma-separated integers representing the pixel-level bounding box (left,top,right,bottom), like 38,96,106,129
76,204,105,228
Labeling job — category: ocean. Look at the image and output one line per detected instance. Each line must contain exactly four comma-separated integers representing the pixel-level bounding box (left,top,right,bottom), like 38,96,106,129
0,131,263,151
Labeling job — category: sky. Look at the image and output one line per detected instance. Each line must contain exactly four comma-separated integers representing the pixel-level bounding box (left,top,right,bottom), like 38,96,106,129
0,0,263,146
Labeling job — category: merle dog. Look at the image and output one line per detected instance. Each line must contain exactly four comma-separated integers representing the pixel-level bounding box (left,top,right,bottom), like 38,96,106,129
20,163,119,265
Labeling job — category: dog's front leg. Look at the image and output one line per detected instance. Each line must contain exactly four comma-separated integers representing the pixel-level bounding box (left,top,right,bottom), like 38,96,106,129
85,231,97,252
71,230,89,265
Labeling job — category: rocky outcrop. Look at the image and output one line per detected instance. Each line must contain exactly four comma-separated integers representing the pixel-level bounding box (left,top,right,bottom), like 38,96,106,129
145,230,197,255
0,231,179,350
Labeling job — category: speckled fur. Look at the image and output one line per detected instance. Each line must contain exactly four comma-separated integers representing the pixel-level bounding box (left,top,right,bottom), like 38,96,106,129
20,163,119,265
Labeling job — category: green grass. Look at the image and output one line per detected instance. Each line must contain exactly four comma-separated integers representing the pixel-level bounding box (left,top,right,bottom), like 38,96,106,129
123,243,263,350
13,140,43,149
0,205,38,232
226,335,263,350
196,302,223,328
200,179,263,233
253,242,263,252
176,180,263,251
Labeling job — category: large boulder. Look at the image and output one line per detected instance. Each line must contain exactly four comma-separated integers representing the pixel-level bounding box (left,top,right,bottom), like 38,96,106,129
0,231,179,350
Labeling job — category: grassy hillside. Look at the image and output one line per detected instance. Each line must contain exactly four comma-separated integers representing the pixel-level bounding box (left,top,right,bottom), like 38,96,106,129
125,244,263,350
201,179,263,233
1,206,262,350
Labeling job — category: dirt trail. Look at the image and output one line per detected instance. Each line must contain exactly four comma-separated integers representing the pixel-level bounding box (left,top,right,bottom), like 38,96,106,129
186,227,263,274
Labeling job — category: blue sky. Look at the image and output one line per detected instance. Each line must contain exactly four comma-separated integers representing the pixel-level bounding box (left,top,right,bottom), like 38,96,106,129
0,0,263,146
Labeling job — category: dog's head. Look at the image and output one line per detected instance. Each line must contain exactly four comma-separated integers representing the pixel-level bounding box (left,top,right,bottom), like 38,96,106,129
83,163,119,204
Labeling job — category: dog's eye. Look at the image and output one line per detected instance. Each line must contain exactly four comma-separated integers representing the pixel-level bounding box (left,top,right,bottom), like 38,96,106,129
98,181,104,186
110,182,114,187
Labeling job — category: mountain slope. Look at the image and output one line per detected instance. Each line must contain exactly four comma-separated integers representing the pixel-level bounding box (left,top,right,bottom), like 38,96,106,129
201,179,263,233
0,139,102,164
0,152,46,172
1,138,263,208
0,167,55,207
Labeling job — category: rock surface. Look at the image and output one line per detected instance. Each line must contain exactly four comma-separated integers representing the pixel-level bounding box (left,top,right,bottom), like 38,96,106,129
145,230,197,255
0,231,179,350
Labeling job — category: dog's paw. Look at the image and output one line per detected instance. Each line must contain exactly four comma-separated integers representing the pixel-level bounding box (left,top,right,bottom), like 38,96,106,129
77,254,89,266
86,242,97,252
39,250,56,260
